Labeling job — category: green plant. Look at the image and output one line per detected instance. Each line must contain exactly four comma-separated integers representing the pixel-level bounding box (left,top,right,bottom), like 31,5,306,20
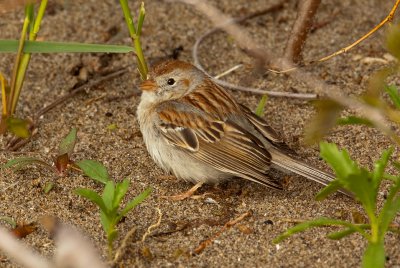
75,164,152,259
1,128,78,176
305,24,400,146
0,1,146,138
1,128,115,186
255,95,268,116
273,24,400,268
119,0,148,80
274,143,400,268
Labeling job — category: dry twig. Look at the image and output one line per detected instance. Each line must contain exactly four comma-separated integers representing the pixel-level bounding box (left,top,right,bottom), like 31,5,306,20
142,207,162,242
193,210,252,255
271,0,400,73
191,1,317,99
284,0,321,63
180,0,397,144
112,227,137,265
316,0,400,64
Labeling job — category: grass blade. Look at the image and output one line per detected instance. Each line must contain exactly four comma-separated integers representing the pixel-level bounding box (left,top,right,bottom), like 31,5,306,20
136,2,145,36
255,95,268,116
273,217,369,244
327,224,369,240
119,0,137,36
1,157,52,171
0,40,134,53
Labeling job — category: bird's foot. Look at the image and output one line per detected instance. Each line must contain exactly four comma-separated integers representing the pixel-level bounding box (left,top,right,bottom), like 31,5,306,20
161,182,204,201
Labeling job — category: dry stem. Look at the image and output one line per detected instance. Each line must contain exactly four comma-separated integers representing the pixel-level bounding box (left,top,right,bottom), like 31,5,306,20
284,0,321,63
193,211,252,255
181,0,396,144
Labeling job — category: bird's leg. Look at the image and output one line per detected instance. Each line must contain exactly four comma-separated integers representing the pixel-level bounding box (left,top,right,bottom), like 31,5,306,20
161,182,204,201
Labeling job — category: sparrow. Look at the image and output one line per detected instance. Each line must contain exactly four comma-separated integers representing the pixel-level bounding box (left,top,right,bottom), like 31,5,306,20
137,60,335,198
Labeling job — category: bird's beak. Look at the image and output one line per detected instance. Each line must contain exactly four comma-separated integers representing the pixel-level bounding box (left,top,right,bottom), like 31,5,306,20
140,79,157,91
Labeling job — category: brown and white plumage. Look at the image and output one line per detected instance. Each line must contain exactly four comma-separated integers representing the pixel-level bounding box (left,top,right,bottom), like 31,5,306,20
137,60,335,191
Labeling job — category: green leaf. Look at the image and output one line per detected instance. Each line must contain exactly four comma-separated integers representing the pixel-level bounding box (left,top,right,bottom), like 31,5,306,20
393,161,400,171
119,0,137,37
118,187,152,221
273,217,368,244
336,116,373,127
362,241,385,268
102,181,116,212
100,210,111,234
136,2,146,36
255,95,268,116
378,176,400,236
385,84,400,109
107,123,118,131
371,148,393,186
379,195,400,236
327,224,369,240
43,182,55,194
327,228,357,240
113,179,130,209
6,117,30,138
320,142,376,211
1,157,52,171
315,180,342,201
319,142,360,180
0,216,17,228
75,188,108,213
58,128,77,156
76,160,110,184
0,40,134,54
345,172,377,217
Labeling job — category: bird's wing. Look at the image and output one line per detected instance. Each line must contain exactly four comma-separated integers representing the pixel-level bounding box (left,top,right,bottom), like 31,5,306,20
239,104,296,155
156,102,282,189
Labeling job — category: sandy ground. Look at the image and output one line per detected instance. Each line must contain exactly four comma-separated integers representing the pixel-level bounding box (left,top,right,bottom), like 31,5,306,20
0,0,400,267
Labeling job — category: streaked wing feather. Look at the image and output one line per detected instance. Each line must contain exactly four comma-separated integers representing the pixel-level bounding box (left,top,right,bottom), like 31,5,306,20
157,103,282,189
160,123,199,151
240,104,296,155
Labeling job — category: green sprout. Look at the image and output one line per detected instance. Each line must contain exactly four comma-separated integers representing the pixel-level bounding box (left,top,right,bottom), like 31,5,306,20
255,95,268,116
75,165,152,260
119,0,148,80
0,1,144,137
1,128,115,192
274,143,400,268
0,1,47,136
1,128,78,176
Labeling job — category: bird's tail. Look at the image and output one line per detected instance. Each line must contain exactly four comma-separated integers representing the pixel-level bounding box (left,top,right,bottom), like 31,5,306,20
270,149,335,187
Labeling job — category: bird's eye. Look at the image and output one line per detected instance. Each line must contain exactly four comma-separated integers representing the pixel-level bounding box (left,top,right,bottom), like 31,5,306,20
167,78,175,85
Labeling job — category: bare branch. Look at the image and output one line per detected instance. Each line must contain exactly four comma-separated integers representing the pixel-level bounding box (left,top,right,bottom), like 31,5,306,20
284,0,321,63
191,1,317,99
179,0,395,142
